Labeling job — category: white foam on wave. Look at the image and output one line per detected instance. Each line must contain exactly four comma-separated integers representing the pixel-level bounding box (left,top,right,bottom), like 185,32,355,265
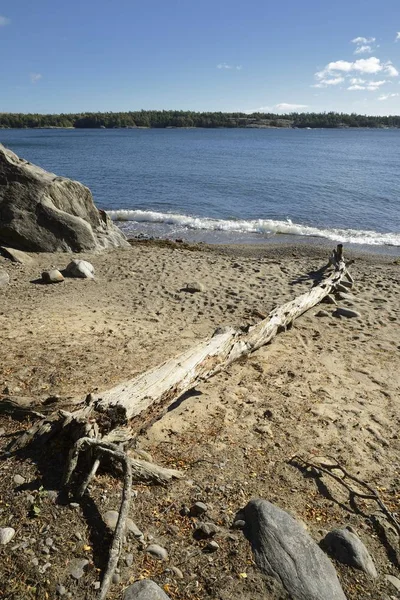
107,209,400,246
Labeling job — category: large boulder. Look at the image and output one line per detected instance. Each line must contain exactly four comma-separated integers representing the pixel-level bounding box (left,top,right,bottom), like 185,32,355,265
0,144,129,252
242,498,347,600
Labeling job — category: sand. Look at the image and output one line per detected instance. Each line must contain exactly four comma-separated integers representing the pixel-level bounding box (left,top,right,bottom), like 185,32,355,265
0,239,399,599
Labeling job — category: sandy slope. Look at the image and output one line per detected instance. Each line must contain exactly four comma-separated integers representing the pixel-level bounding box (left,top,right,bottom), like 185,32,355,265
0,240,399,599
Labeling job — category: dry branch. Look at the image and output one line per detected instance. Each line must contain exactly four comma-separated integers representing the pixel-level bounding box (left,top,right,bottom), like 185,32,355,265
290,454,400,538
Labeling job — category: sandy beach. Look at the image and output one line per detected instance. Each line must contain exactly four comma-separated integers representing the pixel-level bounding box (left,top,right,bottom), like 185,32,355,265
0,239,399,599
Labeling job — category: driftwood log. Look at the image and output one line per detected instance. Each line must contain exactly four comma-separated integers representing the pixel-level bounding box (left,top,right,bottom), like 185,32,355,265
3,244,351,599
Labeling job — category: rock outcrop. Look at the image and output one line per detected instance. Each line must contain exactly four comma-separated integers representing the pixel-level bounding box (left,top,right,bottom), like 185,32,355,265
0,144,129,252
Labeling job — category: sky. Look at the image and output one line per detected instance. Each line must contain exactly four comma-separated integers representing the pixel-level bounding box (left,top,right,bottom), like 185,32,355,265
1,0,400,115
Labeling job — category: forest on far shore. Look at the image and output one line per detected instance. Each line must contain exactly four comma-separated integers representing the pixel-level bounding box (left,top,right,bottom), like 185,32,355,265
1,110,400,129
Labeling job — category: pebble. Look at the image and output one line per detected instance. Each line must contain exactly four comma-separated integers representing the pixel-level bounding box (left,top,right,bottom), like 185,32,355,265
32,557,39,566
0,527,16,545
180,506,190,516
56,584,67,596
170,566,184,579
184,282,205,293
190,502,207,516
14,474,26,485
123,579,171,600
41,269,64,284
104,510,144,539
45,537,54,547
0,427,5,436
205,540,219,552
195,522,219,537
232,519,246,529
124,553,134,567
93,581,101,590
69,502,80,510
146,544,169,561
26,494,35,504
112,573,121,584
68,558,89,580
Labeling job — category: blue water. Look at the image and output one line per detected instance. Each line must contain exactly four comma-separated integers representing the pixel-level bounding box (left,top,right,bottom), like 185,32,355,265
1,127,400,248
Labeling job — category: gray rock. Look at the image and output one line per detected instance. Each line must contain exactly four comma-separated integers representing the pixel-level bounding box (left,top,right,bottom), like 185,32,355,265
13,474,26,485
112,573,121,584
0,144,129,252
0,269,9,287
190,502,207,516
103,510,143,538
316,310,330,318
243,498,346,600
67,558,89,580
124,553,134,567
123,579,171,600
0,427,5,436
195,522,219,538
322,528,377,578
65,259,94,279
170,566,183,579
56,584,67,596
205,540,219,552
0,527,16,545
127,519,144,540
184,282,205,293
42,269,64,284
385,575,400,592
334,307,361,319
146,544,168,561
232,519,246,529
0,246,34,264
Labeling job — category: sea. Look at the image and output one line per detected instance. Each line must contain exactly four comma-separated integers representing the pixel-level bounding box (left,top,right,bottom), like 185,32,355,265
1,127,400,254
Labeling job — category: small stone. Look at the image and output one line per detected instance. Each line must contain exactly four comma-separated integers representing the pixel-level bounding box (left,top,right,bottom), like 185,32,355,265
26,494,35,504
0,527,16,545
68,558,89,580
0,427,5,436
146,544,169,561
69,502,80,510
45,537,54,547
32,557,39,566
322,528,377,578
112,573,121,584
184,282,205,293
316,310,330,318
385,575,400,592
190,502,207,516
195,522,219,538
254,424,273,435
124,553,134,567
42,269,64,284
123,579,171,600
0,269,10,287
205,540,219,552
334,307,361,319
74,532,82,541
232,519,246,529
126,518,144,539
93,581,101,590
170,566,184,579
65,259,95,279
39,562,52,574
180,506,190,516
56,584,67,596
14,474,26,485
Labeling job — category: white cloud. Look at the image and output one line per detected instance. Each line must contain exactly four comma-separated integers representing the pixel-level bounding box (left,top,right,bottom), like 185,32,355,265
217,63,242,70
347,79,387,91
354,45,372,54
385,63,399,76
378,93,399,100
352,36,375,44
275,103,308,111
0,15,10,26
349,78,366,85
396,32,400,42
30,73,42,84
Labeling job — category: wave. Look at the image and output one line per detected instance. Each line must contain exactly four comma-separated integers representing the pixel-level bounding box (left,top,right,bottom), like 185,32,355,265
107,209,400,246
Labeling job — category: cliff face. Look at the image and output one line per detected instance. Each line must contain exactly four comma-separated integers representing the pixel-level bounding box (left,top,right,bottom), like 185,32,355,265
0,144,129,252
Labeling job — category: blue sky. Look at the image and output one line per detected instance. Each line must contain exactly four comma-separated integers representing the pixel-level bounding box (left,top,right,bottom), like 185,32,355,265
1,0,400,115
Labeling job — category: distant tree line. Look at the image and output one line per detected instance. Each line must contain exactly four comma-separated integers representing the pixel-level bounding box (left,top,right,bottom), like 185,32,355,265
0,110,399,129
